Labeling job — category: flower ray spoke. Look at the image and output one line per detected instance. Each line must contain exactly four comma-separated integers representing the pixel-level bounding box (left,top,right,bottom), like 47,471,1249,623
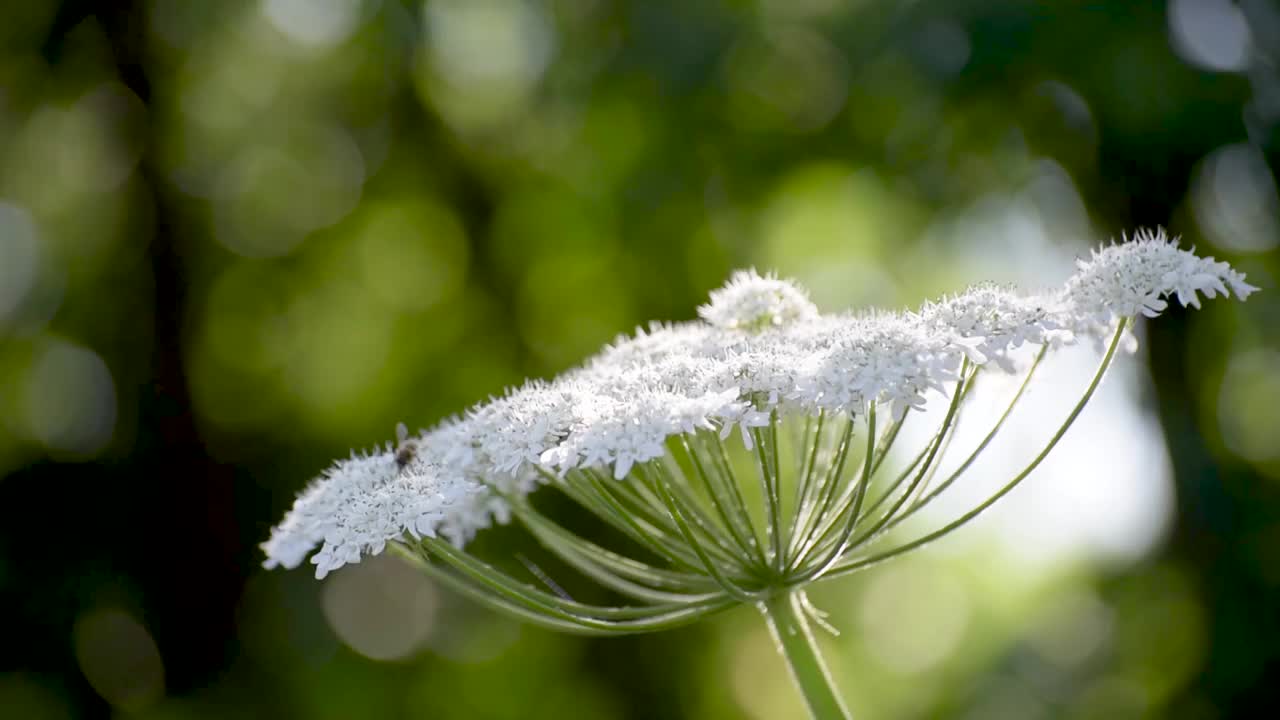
788,414,852,567
511,499,724,597
394,544,629,636
847,362,972,544
677,433,765,570
798,404,877,582
706,429,772,565
648,468,761,600
750,412,786,571
892,345,1048,528
612,464,756,577
907,369,981,506
799,379,958,568
651,456,755,567
786,411,829,557
790,409,903,567
820,322,1128,583
417,536,734,625
556,468,710,573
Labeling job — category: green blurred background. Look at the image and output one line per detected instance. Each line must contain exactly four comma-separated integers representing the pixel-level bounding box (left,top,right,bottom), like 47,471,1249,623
2,0,1279,718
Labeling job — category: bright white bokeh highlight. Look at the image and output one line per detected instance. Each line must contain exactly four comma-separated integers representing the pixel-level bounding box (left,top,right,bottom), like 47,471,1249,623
1169,0,1253,72
1217,348,1280,464
858,564,972,674
1193,143,1280,253
426,0,554,89
262,0,366,49
420,0,556,128
22,340,117,458
0,202,41,327
321,553,439,661
73,609,165,711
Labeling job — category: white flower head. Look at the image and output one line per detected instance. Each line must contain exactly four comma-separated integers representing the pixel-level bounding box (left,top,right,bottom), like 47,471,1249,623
918,284,1068,371
698,269,819,332
264,232,1256,578
1063,229,1259,334
261,439,496,578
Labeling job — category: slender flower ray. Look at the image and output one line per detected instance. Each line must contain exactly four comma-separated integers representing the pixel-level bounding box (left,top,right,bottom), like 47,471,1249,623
798,405,878,582
394,543,735,635
559,469,711,573
647,466,760,601
847,361,972,550
797,378,965,568
705,429,772,565
801,406,923,557
857,365,976,525
867,412,907,477
634,461,742,576
768,414,785,564
787,414,852,568
394,546,628,636
653,455,753,566
523,530,723,604
419,535,731,623
603,464,747,569
522,523,722,602
894,346,1049,525
909,368,982,505
580,478,750,582
788,410,827,556
508,498,723,594
676,434,762,566
821,321,1128,582
261,231,1257,720
791,410,905,566
480,476,723,598
751,414,786,571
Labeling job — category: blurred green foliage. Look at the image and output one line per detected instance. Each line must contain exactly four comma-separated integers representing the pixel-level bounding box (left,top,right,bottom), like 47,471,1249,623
1,0,1278,718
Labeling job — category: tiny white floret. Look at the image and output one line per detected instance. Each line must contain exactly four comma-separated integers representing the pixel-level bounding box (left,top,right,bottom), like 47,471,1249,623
698,270,819,332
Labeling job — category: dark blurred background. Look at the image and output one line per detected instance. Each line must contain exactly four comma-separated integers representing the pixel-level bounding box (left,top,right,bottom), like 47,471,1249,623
1,0,1279,718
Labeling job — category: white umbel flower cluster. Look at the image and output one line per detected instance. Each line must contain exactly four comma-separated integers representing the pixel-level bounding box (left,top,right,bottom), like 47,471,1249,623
1063,229,1257,333
263,230,1257,578
697,269,820,331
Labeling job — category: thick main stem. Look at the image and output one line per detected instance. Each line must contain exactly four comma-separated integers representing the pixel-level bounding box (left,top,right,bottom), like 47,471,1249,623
760,591,852,720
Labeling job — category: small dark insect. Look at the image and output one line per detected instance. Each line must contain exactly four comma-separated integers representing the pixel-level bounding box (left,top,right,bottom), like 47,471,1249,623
394,422,417,470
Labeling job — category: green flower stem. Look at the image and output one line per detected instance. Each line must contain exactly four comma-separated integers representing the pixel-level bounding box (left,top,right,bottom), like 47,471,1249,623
761,591,852,720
